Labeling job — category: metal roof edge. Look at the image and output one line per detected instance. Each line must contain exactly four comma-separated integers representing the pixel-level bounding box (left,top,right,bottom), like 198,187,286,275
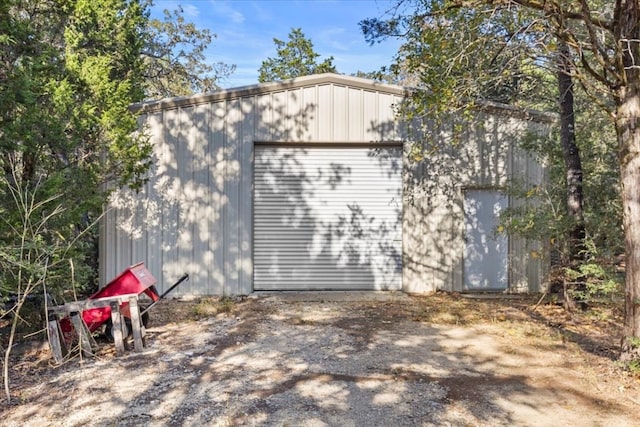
130,74,554,124
130,73,408,114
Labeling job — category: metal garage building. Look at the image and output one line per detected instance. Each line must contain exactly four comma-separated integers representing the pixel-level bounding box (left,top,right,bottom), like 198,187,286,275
101,73,551,296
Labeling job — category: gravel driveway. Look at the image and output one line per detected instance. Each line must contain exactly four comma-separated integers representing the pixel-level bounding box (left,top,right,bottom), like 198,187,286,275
2,292,638,426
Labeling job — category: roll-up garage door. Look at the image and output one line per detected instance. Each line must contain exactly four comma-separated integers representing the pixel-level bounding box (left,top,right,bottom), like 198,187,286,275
254,145,402,291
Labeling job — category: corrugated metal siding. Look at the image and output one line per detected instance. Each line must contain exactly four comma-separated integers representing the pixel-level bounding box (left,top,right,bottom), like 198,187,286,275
402,112,550,293
100,75,406,296
508,117,548,292
101,74,549,295
254,146,402,290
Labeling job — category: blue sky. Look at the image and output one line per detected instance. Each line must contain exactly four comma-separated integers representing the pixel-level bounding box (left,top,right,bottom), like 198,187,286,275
150,0,402,89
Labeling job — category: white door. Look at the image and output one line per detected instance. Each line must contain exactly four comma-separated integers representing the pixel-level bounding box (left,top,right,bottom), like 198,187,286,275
254,146,402,291
463,190,508,291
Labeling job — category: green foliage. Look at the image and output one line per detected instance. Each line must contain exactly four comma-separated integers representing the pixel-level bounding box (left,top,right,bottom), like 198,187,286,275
624,337,640,374
0,0,230,398
258,28,337,83
352,70,400,84
142,4,235,98
628,337,640,349
500,87,621,262
0,0,228,301
0,165,96,400
0,0,153,299
361,3,550,113
627,359,640,375
564,261,622,302
360,2,558,219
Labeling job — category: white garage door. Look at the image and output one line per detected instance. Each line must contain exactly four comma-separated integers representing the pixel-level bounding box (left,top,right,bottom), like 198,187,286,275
254,145,402,291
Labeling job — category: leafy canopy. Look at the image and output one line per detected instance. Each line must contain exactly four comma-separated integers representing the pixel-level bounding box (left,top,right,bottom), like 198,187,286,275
0,0,231,297
258,28,337,83
0,0,153,297
142,4,236,98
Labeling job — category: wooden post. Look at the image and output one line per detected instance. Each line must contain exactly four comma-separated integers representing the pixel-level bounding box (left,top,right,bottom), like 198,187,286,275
128,296,144,352
47,317,65,364
70,311,95,358
110,301,125,356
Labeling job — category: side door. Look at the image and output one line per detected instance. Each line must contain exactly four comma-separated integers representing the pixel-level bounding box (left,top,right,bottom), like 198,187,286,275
463,190,508,291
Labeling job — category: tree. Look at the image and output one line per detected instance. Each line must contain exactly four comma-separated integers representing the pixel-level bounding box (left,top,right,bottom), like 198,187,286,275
0,0,150,252
0,166,68,401
352,70,401,84
362,0,640,361
141,4,235,98
0,0,152,400
258,28,337,83
557,40,586,264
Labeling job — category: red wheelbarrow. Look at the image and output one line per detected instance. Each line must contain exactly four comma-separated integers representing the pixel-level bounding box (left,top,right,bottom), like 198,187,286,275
49,263,188,361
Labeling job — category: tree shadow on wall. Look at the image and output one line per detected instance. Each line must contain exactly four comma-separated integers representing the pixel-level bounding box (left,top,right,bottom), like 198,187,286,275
254,144,402,290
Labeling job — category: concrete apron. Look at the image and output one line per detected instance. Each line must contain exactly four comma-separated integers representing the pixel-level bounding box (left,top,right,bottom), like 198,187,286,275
249,290,411,303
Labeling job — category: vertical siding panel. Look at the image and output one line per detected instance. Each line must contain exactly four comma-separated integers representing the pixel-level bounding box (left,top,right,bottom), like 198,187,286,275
531,146,547,290
496,116,510,187
179,103,210,296
109,184,137,278
175,106,192,295
509,122,547,292
143,173,159,285
468,119,484,187
145,111,163,288
112,207,122,277
363,90,378,140
100,196,116,284
288,87,302,141
301,86,318,141
402,140,432,293
255,93,272,141
225,99,242,295
318,84,333,141
333,85,347,141
159,107,180,293
132,197,144,267
109,204,119,281
451,193,464,292
392,95,403,140
239,96,254,294
348,87,363,141
116,199,131,276
98,200,108,285
378,93,396,141
429,195,457,291
211,101,227,294
481,114,488,186
193,104,213,295
509,233,528,293
509,120,527,292
272,91,288,140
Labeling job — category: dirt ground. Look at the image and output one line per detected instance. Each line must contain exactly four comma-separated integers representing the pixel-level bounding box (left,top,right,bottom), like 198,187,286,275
1,291,639,426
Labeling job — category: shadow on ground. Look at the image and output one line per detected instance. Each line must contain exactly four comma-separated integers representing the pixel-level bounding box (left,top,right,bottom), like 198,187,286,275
2,293,638,427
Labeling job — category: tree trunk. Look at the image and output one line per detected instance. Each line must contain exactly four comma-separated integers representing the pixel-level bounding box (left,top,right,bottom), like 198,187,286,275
558,41,585,263
557,41,586,311
618,84,640,358
617,0,640,361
